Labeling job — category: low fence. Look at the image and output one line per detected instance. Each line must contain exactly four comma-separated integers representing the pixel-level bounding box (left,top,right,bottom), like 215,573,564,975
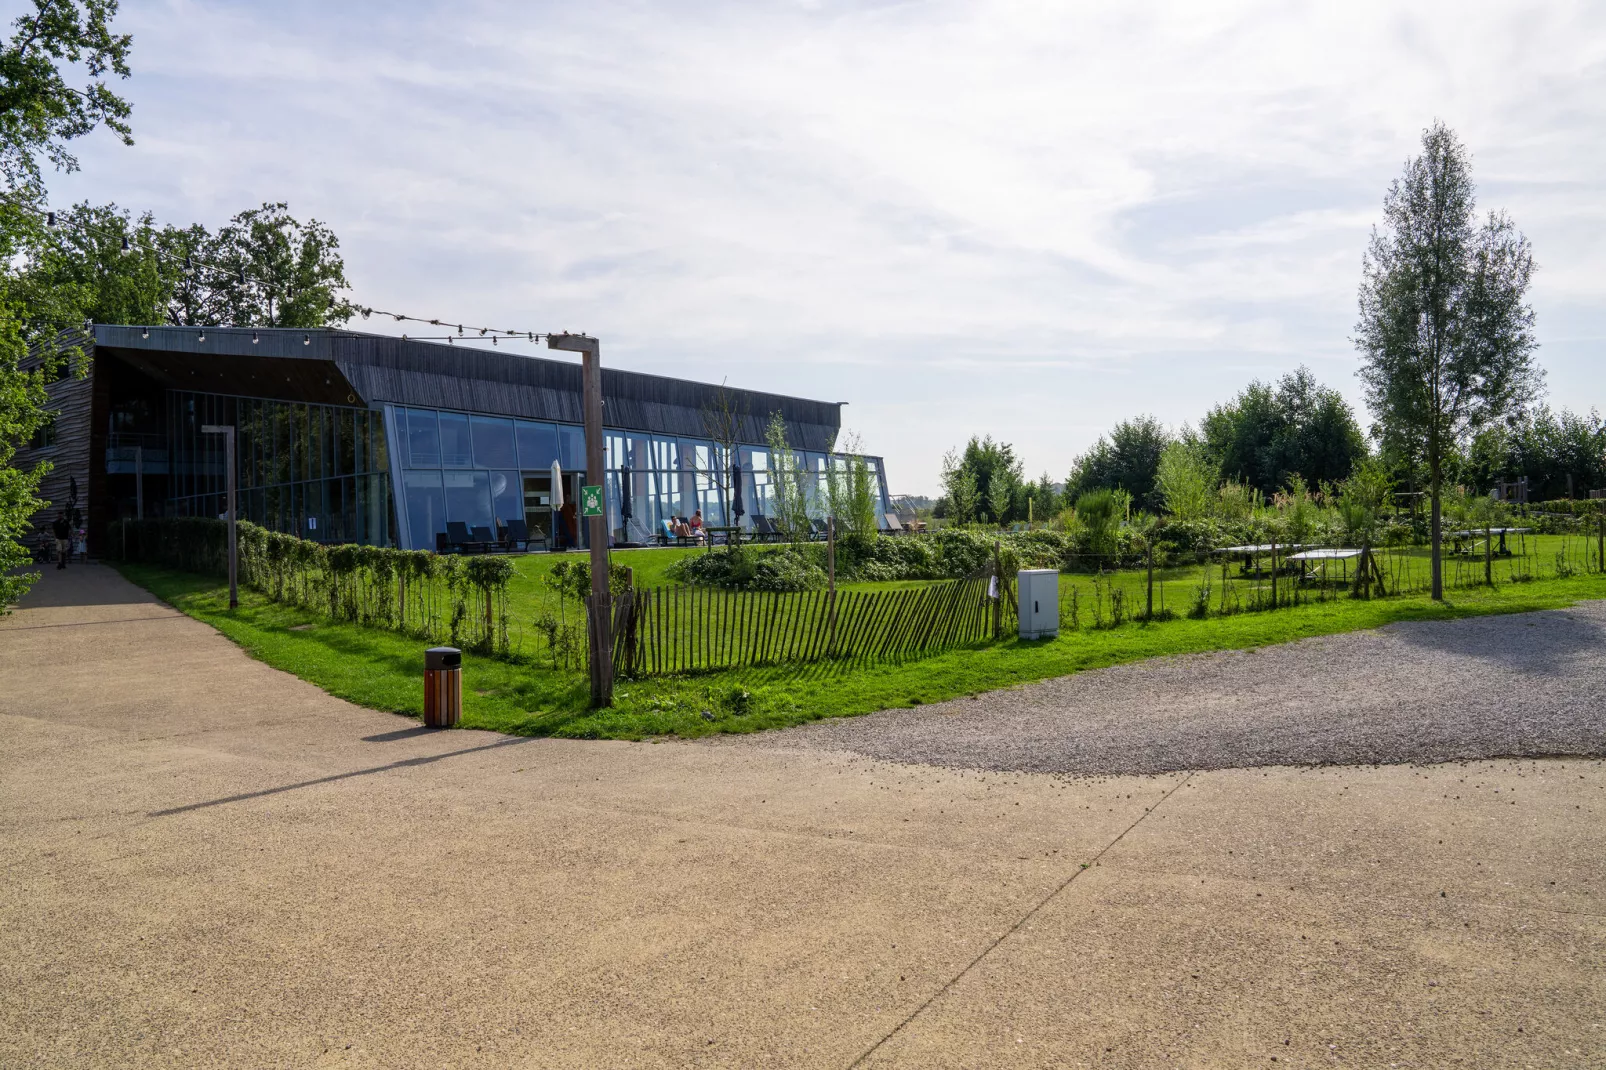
594,573,1017,676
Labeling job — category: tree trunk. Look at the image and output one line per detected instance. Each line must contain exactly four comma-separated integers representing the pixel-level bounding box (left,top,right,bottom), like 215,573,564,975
1429,459,1443,601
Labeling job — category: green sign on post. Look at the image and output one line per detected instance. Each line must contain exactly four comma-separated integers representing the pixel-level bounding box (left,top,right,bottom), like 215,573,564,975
580,485,604,517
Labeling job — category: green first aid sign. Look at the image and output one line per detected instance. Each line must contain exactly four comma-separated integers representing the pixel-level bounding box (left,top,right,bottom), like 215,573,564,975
580,485,604,517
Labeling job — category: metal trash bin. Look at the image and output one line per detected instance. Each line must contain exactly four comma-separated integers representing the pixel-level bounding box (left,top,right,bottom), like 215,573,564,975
423,646,462,728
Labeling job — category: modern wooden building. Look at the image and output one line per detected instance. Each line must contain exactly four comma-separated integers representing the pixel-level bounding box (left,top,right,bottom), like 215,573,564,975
16,325,890,553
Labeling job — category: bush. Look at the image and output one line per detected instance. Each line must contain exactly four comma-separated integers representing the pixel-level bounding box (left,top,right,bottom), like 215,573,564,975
666,545,826,591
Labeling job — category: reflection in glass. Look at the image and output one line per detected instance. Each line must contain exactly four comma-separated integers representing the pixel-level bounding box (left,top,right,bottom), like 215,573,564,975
404,469,445,550
406,408,440,466
516,420,559,469
443,469,493,531
438,411,473,467
471,415,517,469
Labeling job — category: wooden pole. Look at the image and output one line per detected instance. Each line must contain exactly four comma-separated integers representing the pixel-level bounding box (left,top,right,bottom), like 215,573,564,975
828,517,838,657
548,333,611,706
1269,537,1277,610
1484,521,1493,587
992,540,1002,640
1145,539,1154,620
1598,516,1603,573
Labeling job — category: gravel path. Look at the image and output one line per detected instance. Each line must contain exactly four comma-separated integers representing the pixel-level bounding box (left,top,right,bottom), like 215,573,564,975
726,601,1606,775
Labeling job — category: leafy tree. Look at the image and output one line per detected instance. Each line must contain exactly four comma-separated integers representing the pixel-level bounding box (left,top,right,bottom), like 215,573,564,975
1458,407,1606,500
1066,415,1171,510
1154,440,1216,520
940,435,1023,525
1201,366,1366,495
1355,121,1542,599
208,202,355,327
1,0,132,609
764,411,810,544
1020,472,1058,523
0,0,131,190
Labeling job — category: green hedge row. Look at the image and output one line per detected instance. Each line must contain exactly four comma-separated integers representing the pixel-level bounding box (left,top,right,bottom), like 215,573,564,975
116,518,515,654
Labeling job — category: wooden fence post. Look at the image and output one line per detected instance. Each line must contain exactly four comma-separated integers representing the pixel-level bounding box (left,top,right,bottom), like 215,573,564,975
1145,540,1154,620
1598,516,1603,573
828,517,838,657
992,541,1002,640
1270,537,1278,609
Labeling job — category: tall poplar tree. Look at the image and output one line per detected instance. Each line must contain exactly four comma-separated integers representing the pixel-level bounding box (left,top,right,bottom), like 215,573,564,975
1354,122,1541,600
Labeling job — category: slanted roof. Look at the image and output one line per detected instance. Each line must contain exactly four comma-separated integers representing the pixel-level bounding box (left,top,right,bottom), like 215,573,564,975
90,325,843,452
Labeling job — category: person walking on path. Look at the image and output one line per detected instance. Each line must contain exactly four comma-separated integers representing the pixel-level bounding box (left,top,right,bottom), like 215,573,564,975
51,513,71,570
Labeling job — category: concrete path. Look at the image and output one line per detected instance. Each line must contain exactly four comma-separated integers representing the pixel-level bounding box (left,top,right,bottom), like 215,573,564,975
2,564,1603,1069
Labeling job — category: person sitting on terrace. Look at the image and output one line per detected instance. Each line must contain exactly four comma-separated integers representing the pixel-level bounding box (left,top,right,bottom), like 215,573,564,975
688,510,705,540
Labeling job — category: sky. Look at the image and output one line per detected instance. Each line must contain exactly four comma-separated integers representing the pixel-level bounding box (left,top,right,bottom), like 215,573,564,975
42,0,1606,495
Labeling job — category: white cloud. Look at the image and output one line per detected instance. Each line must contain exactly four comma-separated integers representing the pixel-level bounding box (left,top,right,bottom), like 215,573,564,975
46,0,1606,492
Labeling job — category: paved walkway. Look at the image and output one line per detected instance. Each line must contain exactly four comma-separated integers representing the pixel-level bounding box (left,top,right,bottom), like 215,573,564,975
2,564,1602,1068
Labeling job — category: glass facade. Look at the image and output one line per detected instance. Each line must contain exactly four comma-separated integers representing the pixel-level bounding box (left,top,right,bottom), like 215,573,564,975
392,406,590,551
166,394,890,552
167,390,392,545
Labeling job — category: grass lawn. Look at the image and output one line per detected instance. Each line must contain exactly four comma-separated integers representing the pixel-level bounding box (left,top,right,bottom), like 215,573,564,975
115,558,1606,742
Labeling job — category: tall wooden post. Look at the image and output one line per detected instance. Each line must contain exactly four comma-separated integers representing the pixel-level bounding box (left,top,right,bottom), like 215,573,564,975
827,517,837,657
1598,516,1603,573
548,334,612,707
134,445,144,519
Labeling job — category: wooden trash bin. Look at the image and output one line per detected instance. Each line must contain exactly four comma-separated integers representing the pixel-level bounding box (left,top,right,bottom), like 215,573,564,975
424,646,462,728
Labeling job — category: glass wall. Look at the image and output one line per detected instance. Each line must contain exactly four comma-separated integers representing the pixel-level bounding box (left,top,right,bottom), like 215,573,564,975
167,390,392,545
391,404,892,551
392,406,589,551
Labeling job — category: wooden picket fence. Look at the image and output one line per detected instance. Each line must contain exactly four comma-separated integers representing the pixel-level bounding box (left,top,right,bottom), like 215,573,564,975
591,573,1016,677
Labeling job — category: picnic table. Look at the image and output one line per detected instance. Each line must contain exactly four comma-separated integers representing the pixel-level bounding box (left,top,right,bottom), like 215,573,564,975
1214,543,1309,576
704,525,743,546
1449,527,1529,557
1286,548,1363,584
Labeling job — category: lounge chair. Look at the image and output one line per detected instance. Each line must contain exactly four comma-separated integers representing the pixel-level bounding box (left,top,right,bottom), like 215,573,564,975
884,513,905,535
751,515,780,542
445,521,474,553
501,517,538,552
659,518,695,547
810,518,829,540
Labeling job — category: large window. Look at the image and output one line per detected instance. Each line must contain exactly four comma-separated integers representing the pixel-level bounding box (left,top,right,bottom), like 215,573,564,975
390,404,894,550
394,406,592,551
168,391,391,545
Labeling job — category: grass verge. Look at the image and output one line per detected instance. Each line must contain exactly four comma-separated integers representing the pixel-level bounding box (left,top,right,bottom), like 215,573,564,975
114,561,1605,742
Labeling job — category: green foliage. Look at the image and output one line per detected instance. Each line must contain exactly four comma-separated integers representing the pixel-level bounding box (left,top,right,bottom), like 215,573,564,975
1201,366,1367,496
0,0,133,609
765,410,811,544
1457,406,1606,500
1356,121,1542,597
0,0,132,188
940,435,1023,525
1066,415,1170,511
1155,440,1216,520
116,518,514,655
666,544,826,591
1073,488,1126,559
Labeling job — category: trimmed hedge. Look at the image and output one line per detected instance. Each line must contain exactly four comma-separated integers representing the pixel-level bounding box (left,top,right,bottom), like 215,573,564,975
116,518,515,655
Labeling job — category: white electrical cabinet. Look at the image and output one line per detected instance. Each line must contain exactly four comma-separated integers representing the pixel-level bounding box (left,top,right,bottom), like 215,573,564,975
1017,569,1060,639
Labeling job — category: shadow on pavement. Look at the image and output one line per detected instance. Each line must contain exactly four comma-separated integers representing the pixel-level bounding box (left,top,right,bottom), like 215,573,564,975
148,735,535,817
1385,605,1605,674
